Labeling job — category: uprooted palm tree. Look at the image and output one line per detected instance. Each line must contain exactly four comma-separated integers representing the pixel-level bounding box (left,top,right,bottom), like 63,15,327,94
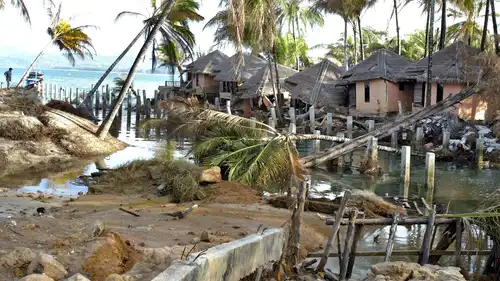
17,3,96,87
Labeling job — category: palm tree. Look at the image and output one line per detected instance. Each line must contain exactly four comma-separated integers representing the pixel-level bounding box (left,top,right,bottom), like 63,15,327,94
439,0,448,49
276,0,324,69
157,40,188,85
17,4,96,87
115,0,203,73
0,0,53,24
425,0,436,107
481,0,490,50
392,0,403,54
97,0,175,139
447,0,486,48
274,33,313,68
351,0,378,60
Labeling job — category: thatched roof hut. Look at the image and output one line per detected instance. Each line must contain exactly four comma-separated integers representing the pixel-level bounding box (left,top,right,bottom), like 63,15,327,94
184,50,230,75
214,54,268,82
283,60,346,107
337,49,413,85
403,41,480,83
238,64,298,99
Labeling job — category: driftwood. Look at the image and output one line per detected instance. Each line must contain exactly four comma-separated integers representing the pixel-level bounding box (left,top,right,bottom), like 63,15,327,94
118,207,141,217
300,84,481,168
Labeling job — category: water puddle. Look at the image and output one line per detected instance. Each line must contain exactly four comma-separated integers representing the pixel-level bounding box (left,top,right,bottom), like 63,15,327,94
16,178,88,198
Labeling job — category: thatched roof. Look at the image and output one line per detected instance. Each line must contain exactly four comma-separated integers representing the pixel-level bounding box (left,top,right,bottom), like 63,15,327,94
283,60,346,107
402,41,481,83
238,64,298,99
185,50,230,75
214,53,268,82
337,49,413,85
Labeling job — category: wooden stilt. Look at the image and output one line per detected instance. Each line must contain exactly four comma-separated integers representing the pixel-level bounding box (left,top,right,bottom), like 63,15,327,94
419,205,437,265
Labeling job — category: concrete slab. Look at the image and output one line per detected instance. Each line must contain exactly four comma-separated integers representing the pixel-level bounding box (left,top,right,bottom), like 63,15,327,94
152,228,284,281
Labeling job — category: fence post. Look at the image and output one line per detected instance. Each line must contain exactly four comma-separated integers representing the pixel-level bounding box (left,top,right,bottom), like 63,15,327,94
268,117,275,129
398,100,403,115
367,120,375,132
270,107,277,125
401,146,411,199
0,82,3,88
289,107,296,124
326,112,333,135
75,88,80,103
442,130,450,150
95,88,100,115
477,136,484,169
415,127,424,151
250,117,257,128
136,90,142,123
314,130,321,153
154,90,160,118
215,97,220,110
226,100,231,115
391,131,398,149
309,105,315,132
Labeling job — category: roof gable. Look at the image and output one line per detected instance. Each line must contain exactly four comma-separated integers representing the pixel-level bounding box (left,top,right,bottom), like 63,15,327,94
185,50,230,75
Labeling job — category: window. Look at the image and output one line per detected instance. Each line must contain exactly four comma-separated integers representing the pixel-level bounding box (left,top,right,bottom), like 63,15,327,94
364,82,370,103
436,83,444,102
399,83,405,91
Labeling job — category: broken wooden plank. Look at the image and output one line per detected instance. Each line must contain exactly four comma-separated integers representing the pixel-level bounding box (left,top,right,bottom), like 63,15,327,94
119,207,141,217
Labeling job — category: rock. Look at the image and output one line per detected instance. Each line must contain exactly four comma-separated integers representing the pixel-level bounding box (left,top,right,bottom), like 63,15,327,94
104,274,126,281
85,220,105,238
200,166,222,183
363,262,465,281
0,247,36,273
139,246,172,265
20,274,54,281
437,266,465,281
64,274,90,281
369,262,421,281
200,230,211,242
27,252,68,281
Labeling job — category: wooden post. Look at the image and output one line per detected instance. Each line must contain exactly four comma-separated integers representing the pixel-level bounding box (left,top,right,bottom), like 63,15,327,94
316,191,351,272
289,123,296,134
384,213,400,262
55,84,59,100
401,146,411,199
477,136,484,169
425,152,435,191
346,116,353,138
455,219,463,266
398,101,403,115
369,137,378,162
415,127,424,150
127,92,132,117
442,130,450,150
326,113,333,135
289,107,296,124
136,92,142,123
391,131,398,149
270,107,277,125
117,94,123,121
286,181,308,266
215,97,220,110
346,213,365,279
367,120,375,132
309,105,315,131
48,83,52,99
75,88,80,103
154,90,160,118
95,88,100,115
268,117,275,129
339,210,357,280
226,100,231,115
68,88,73,104
419,205,436,265
145,98,151,119
314,130,321,153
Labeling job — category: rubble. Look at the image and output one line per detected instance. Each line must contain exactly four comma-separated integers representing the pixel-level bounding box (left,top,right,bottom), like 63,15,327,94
27,252,68,281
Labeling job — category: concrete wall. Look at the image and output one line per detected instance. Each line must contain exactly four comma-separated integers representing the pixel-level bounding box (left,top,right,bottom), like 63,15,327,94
152,228,284,281
355,79,412,114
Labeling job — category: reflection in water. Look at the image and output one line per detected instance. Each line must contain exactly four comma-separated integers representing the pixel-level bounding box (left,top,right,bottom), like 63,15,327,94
17,178,88,197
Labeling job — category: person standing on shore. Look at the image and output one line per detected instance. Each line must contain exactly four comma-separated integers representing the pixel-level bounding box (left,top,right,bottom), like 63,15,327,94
3,68,12,88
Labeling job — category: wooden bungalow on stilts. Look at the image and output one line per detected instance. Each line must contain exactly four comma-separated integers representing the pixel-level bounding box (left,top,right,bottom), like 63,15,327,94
283,60,346,113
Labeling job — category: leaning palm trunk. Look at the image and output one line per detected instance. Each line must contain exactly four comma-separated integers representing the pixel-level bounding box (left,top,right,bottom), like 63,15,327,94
425,0,436,107
490,0,499,55
439,0,446,50
481,0,490,51
97,0,174,139
78,26,146,108
17,40,54,87
343,17,349,70
357,16,364,60
300,84,481,168
393,0,401,55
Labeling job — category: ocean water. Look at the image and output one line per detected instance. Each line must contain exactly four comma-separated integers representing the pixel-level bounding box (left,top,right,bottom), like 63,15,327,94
4,68,177,98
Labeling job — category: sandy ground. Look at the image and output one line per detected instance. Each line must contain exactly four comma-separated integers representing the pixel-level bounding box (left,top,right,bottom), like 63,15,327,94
0,185,330,280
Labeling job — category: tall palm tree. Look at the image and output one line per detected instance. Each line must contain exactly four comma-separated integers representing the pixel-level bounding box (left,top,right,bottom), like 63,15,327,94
439,0,448,49
481,0,490,50
276,0,324,69
17,4,96,87
97,0,175,139
447,0,486,47
425,0,436,107
81,0,202,107
274,33,313,68
116,0,203,73
351,0,378,60
392,0,402,54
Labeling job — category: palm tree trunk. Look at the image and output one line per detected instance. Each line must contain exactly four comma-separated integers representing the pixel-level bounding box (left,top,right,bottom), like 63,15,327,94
481,0,490,51
270,52,283,123
352,22,358,65
78,26,146,108
424,2,431,57
97,0,173,140
490,0,500,54
357,16,364,60
17,39,54,87
393,0,401,54
425,0,435,107
343,17,349,70
291,20,299,70
439,0,447,49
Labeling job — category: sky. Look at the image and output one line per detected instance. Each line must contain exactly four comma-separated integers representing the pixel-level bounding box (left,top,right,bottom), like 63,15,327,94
0,0,432,62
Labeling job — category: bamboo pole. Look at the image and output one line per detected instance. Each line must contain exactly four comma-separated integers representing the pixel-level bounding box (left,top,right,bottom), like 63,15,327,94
384,213,400,262
419,205,437,265
316,191,351,272
340,210,357,280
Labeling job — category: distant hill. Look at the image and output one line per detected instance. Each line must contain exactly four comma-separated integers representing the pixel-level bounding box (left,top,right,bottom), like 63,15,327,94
0,53,174,74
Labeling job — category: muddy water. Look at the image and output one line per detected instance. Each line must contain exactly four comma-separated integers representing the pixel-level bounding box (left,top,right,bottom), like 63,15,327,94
0,111,498,276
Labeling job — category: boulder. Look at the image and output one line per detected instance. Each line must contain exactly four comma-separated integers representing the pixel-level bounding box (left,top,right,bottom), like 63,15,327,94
64,274,90,281
0,247,36,273
437,266,465,281
368,262,422,281
200,230,211,242
84,220,105,238
104,274,128,281
21,274,55,281
200,166,222,183
27,252,67,281
363,262,465,281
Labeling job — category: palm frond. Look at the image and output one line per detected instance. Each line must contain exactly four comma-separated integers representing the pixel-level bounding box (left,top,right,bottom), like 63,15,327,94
115,11,147,22
10,0,30,24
